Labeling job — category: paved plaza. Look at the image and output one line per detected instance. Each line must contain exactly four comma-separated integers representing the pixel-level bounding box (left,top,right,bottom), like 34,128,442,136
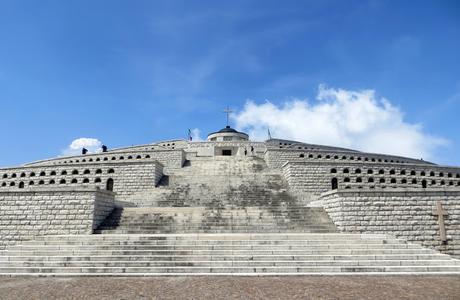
0,276,459,300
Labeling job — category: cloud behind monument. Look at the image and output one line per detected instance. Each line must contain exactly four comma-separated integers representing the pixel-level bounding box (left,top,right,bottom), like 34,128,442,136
233,85,448,162
62,138,103,156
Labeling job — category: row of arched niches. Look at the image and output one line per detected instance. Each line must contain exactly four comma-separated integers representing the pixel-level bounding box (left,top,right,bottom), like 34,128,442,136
0,167,115,190
329,167,460,190
0,151,159,190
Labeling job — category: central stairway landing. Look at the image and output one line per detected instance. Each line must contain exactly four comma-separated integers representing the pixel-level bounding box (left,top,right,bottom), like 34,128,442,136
94,207,338,234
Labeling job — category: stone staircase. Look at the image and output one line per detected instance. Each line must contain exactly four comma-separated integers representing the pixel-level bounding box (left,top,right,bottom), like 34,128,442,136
96,156,336,235
1,233,460,275
126,156,296,208
94,207,338,234
1,155,459,276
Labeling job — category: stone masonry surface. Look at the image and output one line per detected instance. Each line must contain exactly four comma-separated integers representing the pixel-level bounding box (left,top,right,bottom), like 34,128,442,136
264,148,429,169
316,189,460,256
1,136,460,276
282,161,460,198
23,149,183,173
0,161,164,200
0,188,114,249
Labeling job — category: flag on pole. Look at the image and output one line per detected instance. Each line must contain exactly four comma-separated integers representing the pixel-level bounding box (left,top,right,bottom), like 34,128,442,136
188,129,192,141
267,128,272,140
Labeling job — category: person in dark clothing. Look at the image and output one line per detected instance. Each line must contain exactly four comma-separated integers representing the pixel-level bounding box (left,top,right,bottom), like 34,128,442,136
250,146,254,155
244,147,247,156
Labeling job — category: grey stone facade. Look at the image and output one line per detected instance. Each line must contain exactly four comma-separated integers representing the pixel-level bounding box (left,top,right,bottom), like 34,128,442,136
0,134,459,258
0,188,114,249
0,161,164,200
23,149,182,173
282,161,460,197
314,189,460,257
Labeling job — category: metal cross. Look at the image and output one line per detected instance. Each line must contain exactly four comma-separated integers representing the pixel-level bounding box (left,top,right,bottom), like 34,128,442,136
223,106,233,126
432,201,448,243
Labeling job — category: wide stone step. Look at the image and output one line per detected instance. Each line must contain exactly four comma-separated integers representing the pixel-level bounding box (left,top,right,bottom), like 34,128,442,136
95,230,337,234
2,233,458,276
7,239,414,246
29,233,394,241
17,239,408,246
98,225,337,230
103,215,335,220
110,217,329,221
1,260,458,268
2,266,460,275
110,215,331,219
96,225,337,230
2,249,438,256
6,243,424,251
109,217,331,222
99,223,337,228
1,254,450,262
112,211,330,216
103,207,330,213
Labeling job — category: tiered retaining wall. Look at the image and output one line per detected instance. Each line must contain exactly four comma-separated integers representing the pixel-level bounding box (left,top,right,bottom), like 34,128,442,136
0,161,164,200
0,188,115,249
23,149,184,173
282,161,460,197
265,148,426,169
314,189,460,256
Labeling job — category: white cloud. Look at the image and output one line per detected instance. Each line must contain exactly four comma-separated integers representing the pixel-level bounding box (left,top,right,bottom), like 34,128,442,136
62,138,103,156
190,128,203,142
233,85,448,161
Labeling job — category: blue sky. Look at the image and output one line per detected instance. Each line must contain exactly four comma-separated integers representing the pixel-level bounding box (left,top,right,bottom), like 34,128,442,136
0,0,459,167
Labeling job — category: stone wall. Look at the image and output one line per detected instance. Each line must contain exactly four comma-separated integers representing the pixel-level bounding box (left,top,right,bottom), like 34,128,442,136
93,190,116,229
265,148,425,170
22,149,184,173
282,161,460,198
108,140,188,152
0,188,115,249
187,141,266,158
315,189,460,256
0,161,164,201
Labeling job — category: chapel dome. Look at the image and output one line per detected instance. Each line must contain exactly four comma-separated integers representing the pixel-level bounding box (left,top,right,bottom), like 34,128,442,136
217,126,238,133
207,126,249,141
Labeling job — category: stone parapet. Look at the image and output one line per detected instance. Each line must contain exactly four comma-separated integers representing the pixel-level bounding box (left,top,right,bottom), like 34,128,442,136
20,149,183,173
317,189,460,256
264,148,444,170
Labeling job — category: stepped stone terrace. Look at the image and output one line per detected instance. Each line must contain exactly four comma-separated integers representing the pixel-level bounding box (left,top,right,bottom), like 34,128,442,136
0,126,459,276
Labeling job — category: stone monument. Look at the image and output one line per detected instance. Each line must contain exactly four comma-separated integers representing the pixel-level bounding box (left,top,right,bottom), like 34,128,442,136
0,120,459,275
